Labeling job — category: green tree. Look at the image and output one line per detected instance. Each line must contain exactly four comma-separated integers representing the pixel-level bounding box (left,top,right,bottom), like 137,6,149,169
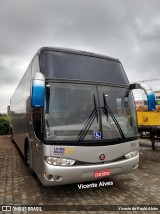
0,114,9,135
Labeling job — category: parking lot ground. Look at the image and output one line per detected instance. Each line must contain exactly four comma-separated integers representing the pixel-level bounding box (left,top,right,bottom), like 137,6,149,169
0,136,160,214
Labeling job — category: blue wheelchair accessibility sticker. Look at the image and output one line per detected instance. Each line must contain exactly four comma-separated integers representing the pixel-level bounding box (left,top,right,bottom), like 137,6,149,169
94,131,102,140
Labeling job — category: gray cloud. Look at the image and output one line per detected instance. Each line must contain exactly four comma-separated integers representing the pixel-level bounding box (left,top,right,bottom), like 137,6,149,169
0,0,160,112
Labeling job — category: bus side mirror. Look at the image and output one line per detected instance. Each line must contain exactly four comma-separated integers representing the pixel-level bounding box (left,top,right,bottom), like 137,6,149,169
31,72,45,108
130,82,156,111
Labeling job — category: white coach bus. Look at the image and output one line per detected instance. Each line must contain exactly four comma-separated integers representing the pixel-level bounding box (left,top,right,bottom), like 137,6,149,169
9,47,146,186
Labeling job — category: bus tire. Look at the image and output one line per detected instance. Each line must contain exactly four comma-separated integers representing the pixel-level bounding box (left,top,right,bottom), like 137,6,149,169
25,141,34,175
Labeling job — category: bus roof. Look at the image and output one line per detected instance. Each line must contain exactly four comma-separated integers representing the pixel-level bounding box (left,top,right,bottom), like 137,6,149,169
36,47,120,63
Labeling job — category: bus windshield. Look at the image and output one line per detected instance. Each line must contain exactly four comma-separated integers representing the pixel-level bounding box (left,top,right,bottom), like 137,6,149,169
44,83,137,142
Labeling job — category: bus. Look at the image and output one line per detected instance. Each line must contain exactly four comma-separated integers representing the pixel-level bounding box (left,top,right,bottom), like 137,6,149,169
10,47,140,186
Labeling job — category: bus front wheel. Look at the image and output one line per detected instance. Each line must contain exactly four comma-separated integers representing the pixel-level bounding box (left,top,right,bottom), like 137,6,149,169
25,141,34,175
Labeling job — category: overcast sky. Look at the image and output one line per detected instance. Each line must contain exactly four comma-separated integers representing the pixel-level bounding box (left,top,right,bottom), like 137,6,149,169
0,0,160,112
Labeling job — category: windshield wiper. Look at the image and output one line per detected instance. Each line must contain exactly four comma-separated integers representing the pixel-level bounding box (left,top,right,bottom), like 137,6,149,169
102,93,125,141
78,95,98,143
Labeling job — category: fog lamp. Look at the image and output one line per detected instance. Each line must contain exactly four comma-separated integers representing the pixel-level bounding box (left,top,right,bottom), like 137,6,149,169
44,174,54,181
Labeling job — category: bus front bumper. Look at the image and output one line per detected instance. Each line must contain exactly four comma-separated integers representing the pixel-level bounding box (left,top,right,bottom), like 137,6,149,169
41,154,139,186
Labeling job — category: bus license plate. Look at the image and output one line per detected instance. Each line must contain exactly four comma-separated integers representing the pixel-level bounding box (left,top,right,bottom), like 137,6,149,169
94,169,110,178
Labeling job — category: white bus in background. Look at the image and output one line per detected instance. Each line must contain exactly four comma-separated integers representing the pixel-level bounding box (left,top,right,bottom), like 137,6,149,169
9,47,151,186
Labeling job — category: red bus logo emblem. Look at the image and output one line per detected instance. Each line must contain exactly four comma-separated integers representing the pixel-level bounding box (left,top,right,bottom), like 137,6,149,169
99,154,105,161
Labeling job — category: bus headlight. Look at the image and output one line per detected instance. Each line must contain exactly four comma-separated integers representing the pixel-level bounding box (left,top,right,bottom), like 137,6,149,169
44,157,76,166
124,149,139,159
